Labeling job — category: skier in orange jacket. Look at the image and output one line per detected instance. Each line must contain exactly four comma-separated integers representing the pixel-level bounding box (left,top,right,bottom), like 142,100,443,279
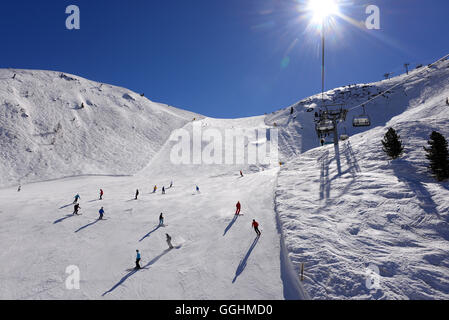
235,201,241,215
252,219,261,237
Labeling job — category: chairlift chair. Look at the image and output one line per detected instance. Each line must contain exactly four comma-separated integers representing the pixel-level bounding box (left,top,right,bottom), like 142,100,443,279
340,127,349,141
316,120,334,133
352,105,371,127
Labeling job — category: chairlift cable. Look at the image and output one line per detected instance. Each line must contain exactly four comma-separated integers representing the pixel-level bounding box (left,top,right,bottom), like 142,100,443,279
347,53,449,113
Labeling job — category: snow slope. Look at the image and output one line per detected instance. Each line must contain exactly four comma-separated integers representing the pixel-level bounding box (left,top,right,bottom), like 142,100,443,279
0,69,200,187
272,58,449,299
0,116,308,300
1,56,448,300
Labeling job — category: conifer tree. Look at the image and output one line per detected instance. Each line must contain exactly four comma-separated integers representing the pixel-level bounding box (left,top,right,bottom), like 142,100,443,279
382,128,404,159
424,131,449,181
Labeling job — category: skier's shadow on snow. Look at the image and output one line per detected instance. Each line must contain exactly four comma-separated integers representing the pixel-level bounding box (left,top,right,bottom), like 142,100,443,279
102,249,171,296
59,203,73,209
53,214,74,224
223,215,239,236
232,236,259,283
139,225,161,242
75,219,100,233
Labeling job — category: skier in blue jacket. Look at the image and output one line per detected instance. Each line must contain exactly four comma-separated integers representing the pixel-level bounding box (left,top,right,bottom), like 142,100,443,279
135,250,141,269
73,194,81,204
99,207,105,220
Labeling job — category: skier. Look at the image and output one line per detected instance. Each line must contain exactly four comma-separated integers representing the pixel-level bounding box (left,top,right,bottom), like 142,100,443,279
196,185,200,193
135,250,141,270
73,203,81,215
446,97,449,106
240,170,243,177
320,138,325,147
99,207,105,220
166,233,173,249
135,189,139,200
235,201,241,215
252,219,261,237
159,213,164,226
73,194,81,204
99,189,104,200
169,181,173,188
17,185,21,192
290,107,294,115
162,186,165,194
153,185,157,193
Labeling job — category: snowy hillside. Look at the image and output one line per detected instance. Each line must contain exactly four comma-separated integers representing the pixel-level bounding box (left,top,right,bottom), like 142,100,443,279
0,56,448,300
0,69,200,187
0,116,308,300
272,57,449,299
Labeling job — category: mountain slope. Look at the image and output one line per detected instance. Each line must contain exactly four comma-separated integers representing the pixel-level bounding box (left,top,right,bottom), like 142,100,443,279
273,57,449,299
0,69,200,187
0,116,309,299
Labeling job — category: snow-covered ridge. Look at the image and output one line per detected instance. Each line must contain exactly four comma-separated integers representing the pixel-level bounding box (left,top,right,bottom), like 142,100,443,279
267,57,449,160
0,69,201,187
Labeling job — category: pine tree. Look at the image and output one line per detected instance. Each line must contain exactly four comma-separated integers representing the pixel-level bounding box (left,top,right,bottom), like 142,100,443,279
382,128,404,159
424,131,449,181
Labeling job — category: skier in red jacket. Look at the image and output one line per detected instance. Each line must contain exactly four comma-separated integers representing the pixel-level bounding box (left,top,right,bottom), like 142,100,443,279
235,201,241,215
99,189,104,200
252,219,261,237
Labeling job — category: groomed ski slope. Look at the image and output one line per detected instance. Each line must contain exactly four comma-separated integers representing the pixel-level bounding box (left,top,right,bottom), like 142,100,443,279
0,116,308,300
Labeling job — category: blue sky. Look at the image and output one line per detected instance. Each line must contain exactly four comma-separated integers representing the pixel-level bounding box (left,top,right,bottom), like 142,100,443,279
0,0,448,118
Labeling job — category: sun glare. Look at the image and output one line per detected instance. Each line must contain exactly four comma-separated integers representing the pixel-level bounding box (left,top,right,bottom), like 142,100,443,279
307,0,340,23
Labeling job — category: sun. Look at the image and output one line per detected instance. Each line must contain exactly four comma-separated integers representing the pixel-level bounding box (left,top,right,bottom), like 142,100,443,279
307,0,340,23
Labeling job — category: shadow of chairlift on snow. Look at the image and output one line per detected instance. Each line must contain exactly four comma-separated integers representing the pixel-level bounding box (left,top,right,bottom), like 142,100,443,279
101,249,172,296
232,236,260,283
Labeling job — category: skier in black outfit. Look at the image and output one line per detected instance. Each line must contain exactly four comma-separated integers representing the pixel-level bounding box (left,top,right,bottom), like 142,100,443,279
135,189,139,200
159,213,164,226
166,234,173,249
162,186,165,194
73,203,81,215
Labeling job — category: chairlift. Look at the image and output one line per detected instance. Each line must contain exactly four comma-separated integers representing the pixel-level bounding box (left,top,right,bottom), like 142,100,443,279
352,105,371,127
316,119,335,133
340,127,349,141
